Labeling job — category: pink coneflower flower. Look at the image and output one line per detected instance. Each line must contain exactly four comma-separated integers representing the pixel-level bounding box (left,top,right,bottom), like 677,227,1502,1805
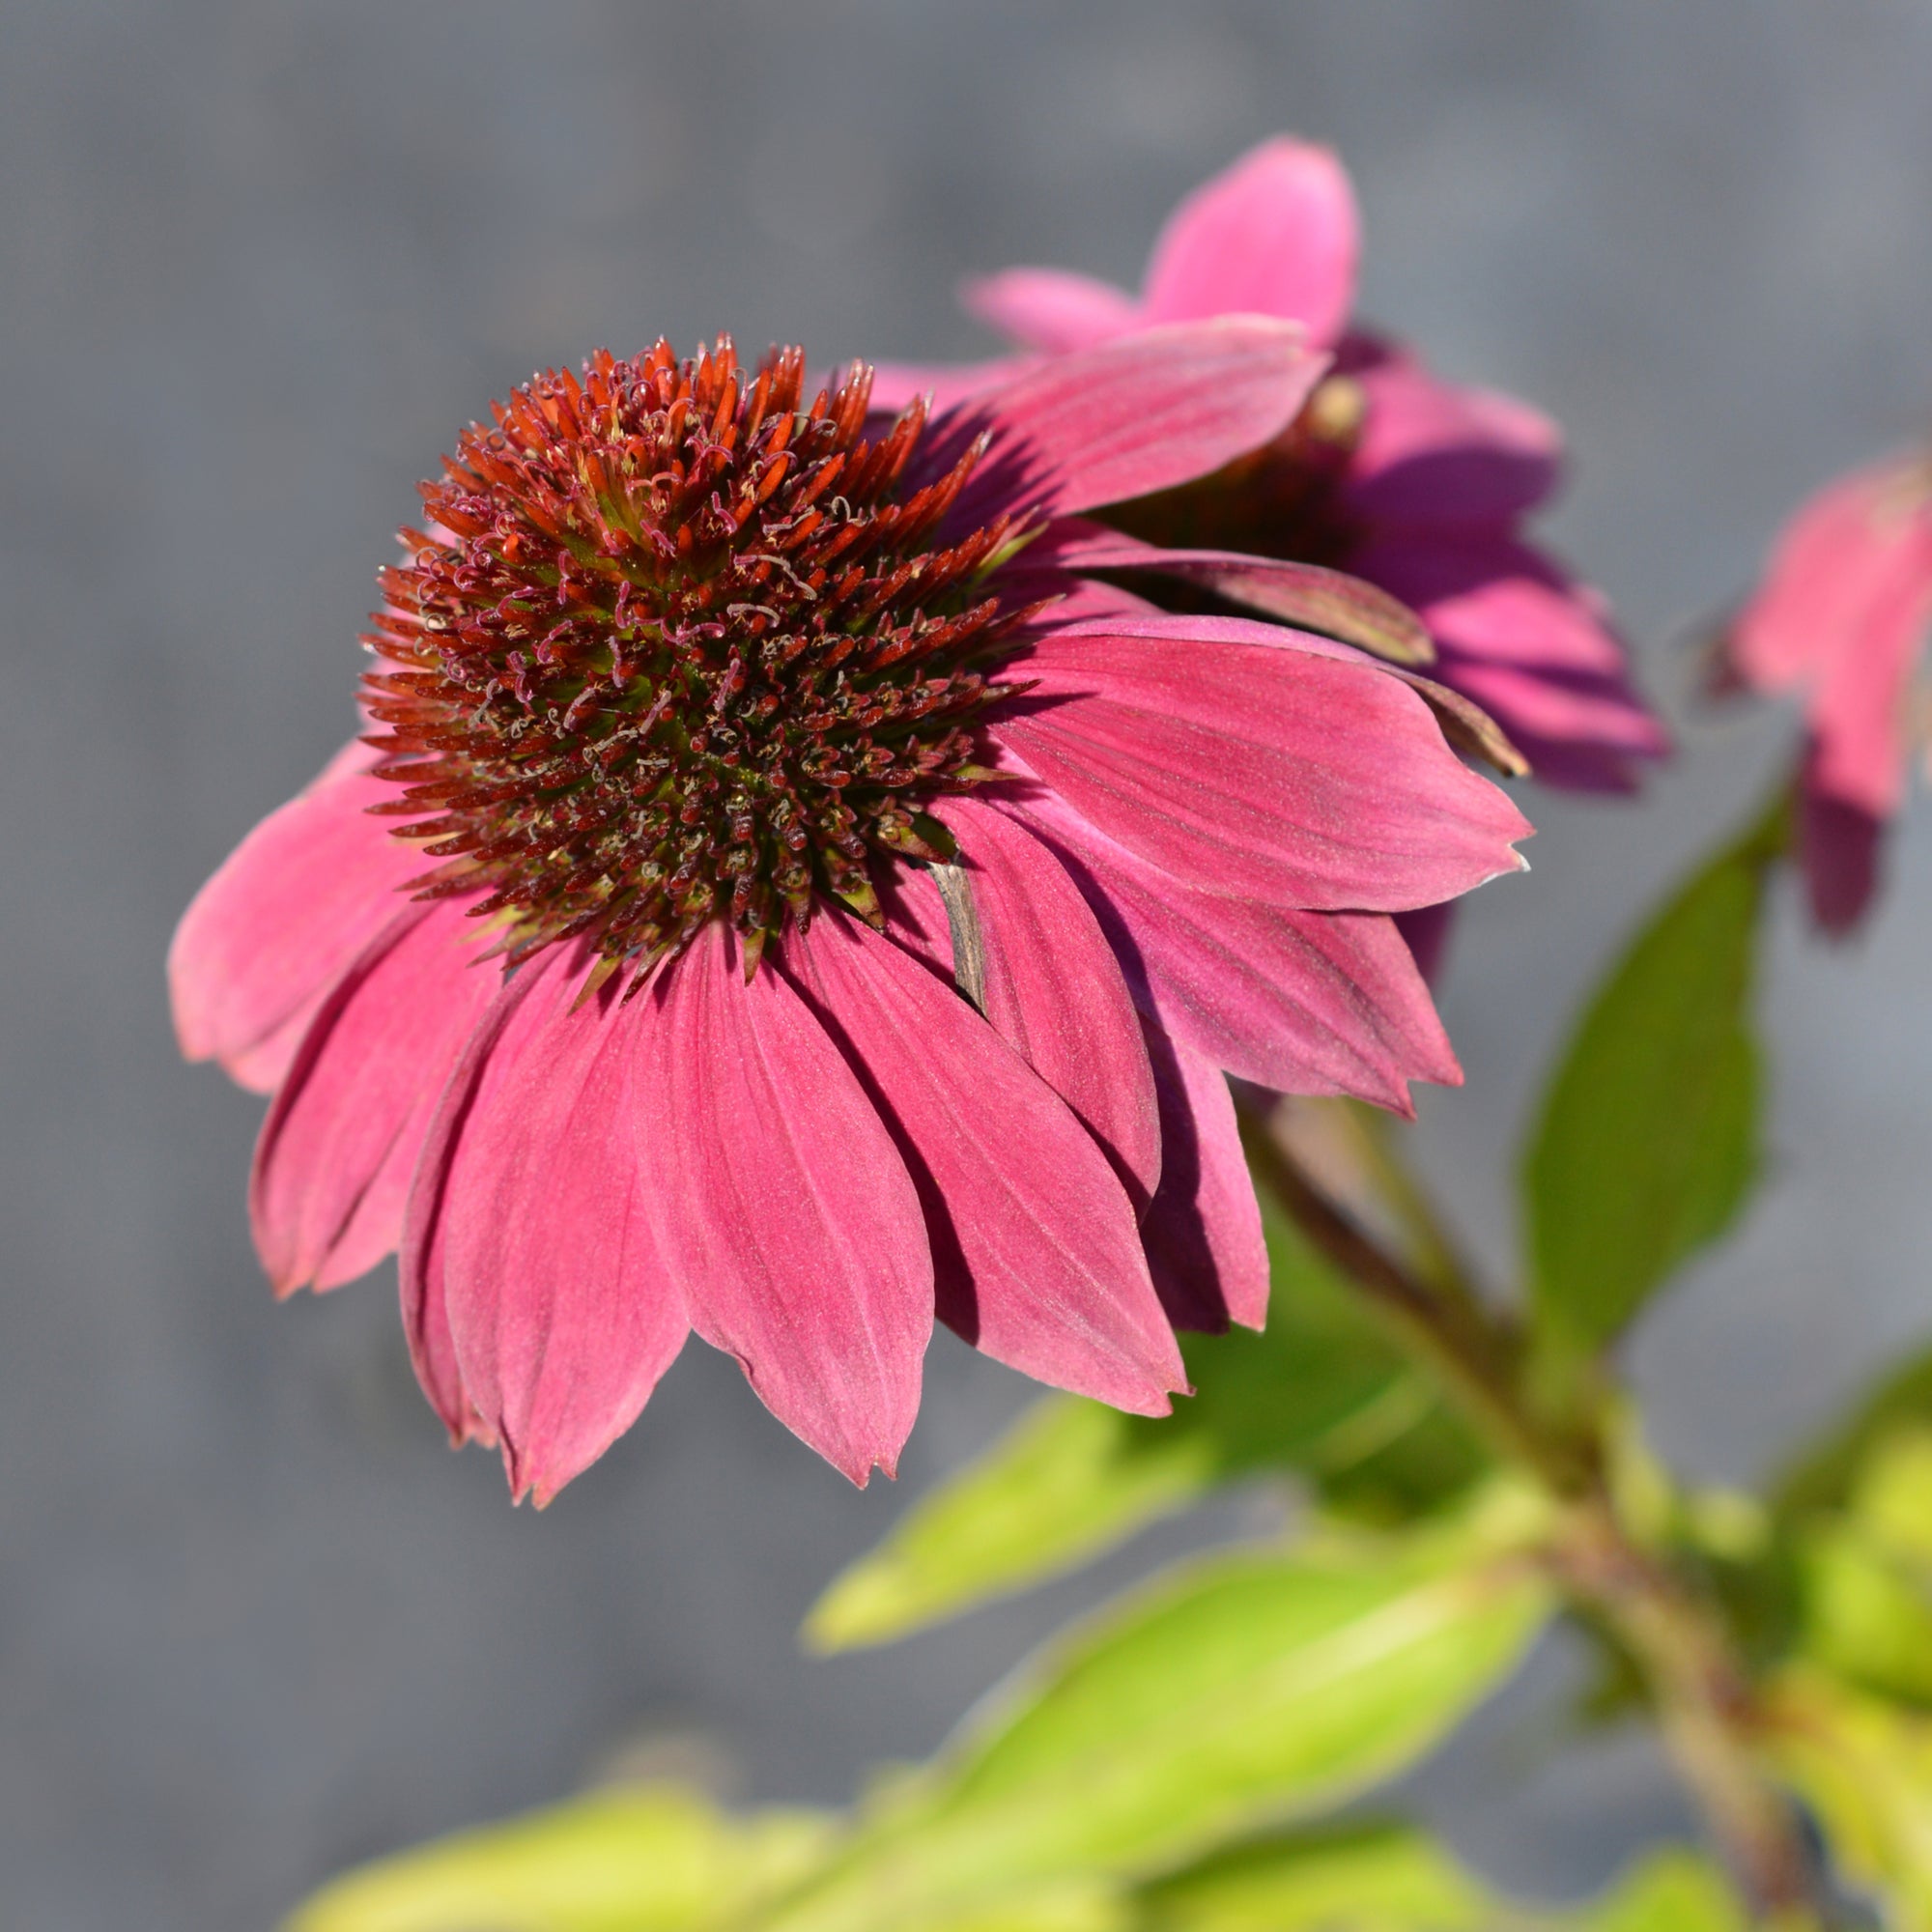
934,137,1666,810
170,327,1529,1500
1725,451,1932,933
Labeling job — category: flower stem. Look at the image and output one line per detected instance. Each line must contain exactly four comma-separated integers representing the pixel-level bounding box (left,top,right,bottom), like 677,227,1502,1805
1238,1102,1822,1925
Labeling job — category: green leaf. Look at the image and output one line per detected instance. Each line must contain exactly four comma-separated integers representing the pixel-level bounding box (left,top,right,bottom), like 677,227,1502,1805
1773,1346,1932,1520
1579,1851,1747,1932
1761,1667,1932,1926
1795,1430,1932,1708
1522,817,1777,1355
809,1206,1489,1651
283,1784,835,1932
1132,1821,1492,1931
771,1507,1551,1932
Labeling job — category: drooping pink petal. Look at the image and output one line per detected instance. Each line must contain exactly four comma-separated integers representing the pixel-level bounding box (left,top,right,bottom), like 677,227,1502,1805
1730,459,1932,695
1732,461,1932,821
932,794,1161,1206
1139,1021,1269,1333
962,269,1144,353
991,614,1531,912
169,739,429,1093
1142,137,1360,351
1009,791,1461,1112
781,912,1184,1415
399,950,690,1499
1345,347,1562,530
250,898,498,1297
933,318,1325,525
632,923,933,1484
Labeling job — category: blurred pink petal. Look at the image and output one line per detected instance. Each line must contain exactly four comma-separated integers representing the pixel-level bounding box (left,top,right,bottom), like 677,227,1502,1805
1345,348,1562,529
1730,454,1932,928
1143,137,1359,350
782,911,1183,1415
963,269,1142,353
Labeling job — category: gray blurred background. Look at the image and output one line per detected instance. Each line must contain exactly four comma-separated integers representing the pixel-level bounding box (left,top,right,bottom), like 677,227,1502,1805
6,4,1932,1925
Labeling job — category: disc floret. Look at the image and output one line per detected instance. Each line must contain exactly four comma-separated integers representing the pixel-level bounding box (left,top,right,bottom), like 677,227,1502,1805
359,339,1025,975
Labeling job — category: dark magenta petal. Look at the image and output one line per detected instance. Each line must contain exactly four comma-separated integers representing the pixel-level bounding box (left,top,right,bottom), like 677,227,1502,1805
934,794,1161,1208
402,951,689,1502
1800,782,1885,938
250,899,499,1296
781,912,1185,1416
1139,1021,1269,1333
634,923,933,1485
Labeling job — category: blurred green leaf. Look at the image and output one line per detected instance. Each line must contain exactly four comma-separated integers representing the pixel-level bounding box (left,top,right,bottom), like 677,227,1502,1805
1774,1347,1932,1520
772,1507,1550,1931
1578,1851,1747,1932
1133,1820,1492,1931
810,1207,1488,1650
1795,1429,1932,1709
285,1784,836,1932
1522,820,1776,1355
1761,1667,1932,1926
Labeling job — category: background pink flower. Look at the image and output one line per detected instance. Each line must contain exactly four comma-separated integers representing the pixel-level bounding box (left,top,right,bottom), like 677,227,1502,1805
953,136,1668,804
172,328,1530,1501
1726,451,1932,932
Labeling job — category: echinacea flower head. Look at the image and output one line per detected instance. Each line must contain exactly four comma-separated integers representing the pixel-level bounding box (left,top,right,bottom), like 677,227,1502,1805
171,325,1530,1500
944,136,1667,810
1725,451,1932,933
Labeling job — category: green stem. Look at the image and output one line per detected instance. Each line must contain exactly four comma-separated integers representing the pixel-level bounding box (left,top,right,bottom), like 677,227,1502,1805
1239,1100,1822,1926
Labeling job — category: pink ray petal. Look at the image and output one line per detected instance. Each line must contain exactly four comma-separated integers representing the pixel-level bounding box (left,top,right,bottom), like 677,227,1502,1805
1394,902,1457,986
169,739,429,1093
250,897,499,1296
934,318,1325,525
962,268,1145,353
932,794,1161,1207
781,912,1184,1415
1346,350,1562,530
1142,137,1360,350
1009,792,1460,1113
1138,1021,1269,1333
633,923,933,1485
991,614,1531,912
401,950,689,1503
